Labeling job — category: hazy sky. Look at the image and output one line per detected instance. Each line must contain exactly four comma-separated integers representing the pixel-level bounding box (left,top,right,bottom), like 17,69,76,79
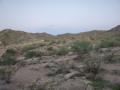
0,0,120,34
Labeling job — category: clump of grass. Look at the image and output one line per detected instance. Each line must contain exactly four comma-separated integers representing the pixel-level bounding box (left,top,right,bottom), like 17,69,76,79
71,41,92,54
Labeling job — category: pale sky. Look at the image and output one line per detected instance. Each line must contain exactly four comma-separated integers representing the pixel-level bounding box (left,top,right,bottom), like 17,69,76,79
0,0,120,34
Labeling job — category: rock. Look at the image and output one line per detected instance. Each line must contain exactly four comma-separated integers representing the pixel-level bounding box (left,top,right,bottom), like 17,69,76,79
73,64,85,73
43,62,56,68
64,71,80,79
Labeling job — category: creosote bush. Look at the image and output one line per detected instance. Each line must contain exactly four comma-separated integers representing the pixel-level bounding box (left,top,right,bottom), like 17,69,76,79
71,41,92,54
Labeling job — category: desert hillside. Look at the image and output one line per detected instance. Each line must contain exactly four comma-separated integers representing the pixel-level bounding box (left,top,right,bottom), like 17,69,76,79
0,25,120,90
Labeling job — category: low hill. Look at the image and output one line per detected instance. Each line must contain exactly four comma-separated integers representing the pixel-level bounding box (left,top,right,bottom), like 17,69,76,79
0,29,55,45
0,25,120,46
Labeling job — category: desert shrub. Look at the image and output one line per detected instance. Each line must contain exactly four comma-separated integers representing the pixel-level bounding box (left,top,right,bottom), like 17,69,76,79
71,41,92,54
25,51,42,59
56,47,69,55
91,79,107,90
92,79,120,90
0,48,17,65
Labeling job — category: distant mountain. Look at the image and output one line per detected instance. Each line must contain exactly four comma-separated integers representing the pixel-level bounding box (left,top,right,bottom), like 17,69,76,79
110,25,120,32
58,25,120,41
0,25,120,45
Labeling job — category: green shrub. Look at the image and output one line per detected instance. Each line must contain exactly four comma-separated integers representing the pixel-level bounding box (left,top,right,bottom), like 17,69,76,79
0,48,17,65
71,41,92,54
56,47,69,55
25,51,42,59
